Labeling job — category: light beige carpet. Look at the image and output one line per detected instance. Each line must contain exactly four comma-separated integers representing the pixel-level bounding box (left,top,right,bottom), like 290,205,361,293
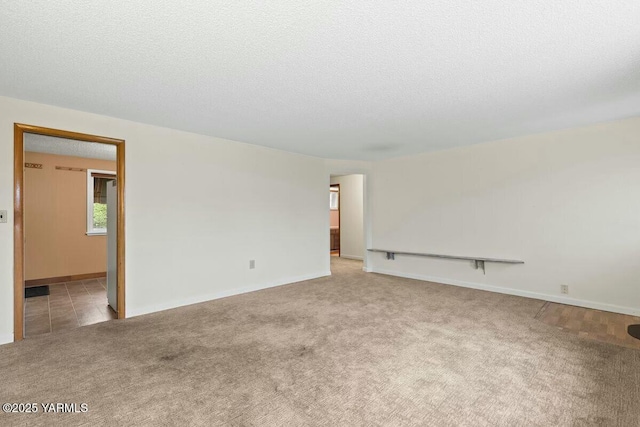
1,258,638,426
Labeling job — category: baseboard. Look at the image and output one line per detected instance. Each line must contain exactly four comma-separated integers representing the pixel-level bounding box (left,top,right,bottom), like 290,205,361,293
0,333,14,346
128,271,332,318
363,266,373,272
371,268,640,317
340,254,363,261
25,272,106,287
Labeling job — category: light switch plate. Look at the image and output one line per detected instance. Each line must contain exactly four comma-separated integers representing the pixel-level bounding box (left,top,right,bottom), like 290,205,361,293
0,210,7,223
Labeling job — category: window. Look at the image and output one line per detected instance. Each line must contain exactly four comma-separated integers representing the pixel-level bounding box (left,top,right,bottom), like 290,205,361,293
87,169,116,235
330,186,339,210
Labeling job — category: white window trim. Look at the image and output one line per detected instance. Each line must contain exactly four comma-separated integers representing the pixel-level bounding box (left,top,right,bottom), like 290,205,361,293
87,169,116,236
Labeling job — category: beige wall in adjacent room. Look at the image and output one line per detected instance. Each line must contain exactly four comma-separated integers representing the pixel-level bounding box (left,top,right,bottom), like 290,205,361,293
24,151,116,281
330,209,339,228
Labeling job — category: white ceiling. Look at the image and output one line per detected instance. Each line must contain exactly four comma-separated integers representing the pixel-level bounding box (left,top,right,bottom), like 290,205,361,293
2,1,640,160
24,134,117,161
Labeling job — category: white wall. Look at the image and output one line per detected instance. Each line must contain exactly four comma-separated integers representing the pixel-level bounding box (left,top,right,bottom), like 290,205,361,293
370,117,640,316
0,96,330,344
2,95,637,345
330,175,364,260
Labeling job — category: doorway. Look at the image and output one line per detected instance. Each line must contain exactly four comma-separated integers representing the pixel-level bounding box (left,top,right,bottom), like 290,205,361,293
14,124,125,341
329,174,365,269
330,184,340,257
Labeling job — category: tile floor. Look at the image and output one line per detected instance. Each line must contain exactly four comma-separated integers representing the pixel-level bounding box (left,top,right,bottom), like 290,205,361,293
24,278,116,338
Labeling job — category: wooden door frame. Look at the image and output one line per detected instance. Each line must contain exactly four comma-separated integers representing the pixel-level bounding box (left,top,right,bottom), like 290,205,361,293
14,123,126,341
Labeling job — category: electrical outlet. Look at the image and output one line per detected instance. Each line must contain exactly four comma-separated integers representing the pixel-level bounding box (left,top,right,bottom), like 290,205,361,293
249,260,255,269
0,210,7,223
560,284,569,295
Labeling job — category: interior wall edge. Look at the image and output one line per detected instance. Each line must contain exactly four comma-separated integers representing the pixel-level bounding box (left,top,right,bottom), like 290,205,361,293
0,334,13,346
339,255,364,261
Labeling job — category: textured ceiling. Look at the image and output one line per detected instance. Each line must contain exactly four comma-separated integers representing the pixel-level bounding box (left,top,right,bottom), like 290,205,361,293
2,1,640,160
24,134,116,161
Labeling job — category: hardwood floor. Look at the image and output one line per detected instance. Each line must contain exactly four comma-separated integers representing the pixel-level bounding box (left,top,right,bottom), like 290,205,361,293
24,278,116,338
535,302,640,350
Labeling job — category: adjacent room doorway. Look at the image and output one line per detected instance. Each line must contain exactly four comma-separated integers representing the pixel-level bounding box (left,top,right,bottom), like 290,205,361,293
329,174,365,270
330,184,340,257
13,124,126,341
